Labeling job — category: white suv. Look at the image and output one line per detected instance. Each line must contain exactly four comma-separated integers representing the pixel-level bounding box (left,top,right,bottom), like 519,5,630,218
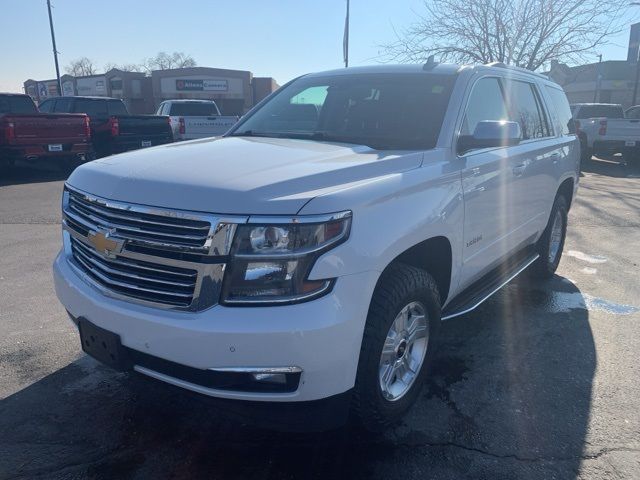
53,63,579,431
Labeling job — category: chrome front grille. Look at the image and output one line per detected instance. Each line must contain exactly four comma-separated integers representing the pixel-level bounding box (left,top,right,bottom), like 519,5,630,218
62,184,247,311
71,238,198,307
65,187,213,253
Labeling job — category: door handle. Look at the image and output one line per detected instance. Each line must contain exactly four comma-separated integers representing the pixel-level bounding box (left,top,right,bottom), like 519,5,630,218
512,164,526,177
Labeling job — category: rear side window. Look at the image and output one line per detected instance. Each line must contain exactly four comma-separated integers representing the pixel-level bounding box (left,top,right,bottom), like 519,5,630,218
54,97,72,112
169,103,220,116
73,99,108,116
107,100,128,115
503,80,550,139
545,86,575,135
575,105,624,119
461,77,509,136
38,99,54,113
0,95,38,114
627,107,640,119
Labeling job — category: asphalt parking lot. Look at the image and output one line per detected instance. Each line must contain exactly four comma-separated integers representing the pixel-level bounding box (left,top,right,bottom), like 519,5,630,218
1,157,639,480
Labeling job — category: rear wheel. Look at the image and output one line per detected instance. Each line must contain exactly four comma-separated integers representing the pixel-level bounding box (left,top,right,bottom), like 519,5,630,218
0,158,15,176
531,195,568,279
579,134,591,164
352,263,441,432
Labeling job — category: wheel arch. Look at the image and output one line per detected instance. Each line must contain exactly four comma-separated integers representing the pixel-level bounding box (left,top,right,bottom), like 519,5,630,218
557,177,575,208
375,236,453,305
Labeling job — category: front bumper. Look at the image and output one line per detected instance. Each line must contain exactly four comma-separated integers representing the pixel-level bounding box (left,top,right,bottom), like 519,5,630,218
53,249,377,402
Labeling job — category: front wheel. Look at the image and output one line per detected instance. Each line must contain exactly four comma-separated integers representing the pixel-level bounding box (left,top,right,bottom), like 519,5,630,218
531,195,568,279
352,263,441,432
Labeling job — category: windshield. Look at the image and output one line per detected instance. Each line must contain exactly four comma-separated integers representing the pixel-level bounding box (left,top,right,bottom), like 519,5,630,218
229,73,456,150
169,103,220,116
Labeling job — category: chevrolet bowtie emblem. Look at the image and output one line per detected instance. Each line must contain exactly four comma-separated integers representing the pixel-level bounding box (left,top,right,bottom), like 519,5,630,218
87,229,124,256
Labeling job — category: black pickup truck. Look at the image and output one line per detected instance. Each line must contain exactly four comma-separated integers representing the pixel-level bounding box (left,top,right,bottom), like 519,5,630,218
38,96,173,157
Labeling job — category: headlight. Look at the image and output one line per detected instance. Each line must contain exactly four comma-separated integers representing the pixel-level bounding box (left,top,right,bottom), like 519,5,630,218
221,211,352,305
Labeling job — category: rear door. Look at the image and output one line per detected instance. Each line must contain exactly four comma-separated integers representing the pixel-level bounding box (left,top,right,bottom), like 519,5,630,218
502,78,559,244
457,76,519,285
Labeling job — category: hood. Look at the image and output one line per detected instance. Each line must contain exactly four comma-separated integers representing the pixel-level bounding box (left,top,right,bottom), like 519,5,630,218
67,136,423,215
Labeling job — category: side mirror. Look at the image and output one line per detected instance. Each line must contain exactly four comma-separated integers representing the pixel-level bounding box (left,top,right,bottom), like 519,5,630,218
458,120,522,154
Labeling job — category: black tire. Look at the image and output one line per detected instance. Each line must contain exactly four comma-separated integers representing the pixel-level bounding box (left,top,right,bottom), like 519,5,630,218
352,263,441,432
531,194,569,279
0,159,15,176
579,135,592,164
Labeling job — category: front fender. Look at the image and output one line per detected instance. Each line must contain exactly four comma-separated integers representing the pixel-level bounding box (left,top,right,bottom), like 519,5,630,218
302,154,464,296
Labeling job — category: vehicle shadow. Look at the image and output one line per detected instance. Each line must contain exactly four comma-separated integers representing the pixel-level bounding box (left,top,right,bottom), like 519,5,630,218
0,163,74,187
0,276,594,480
581,154,640,178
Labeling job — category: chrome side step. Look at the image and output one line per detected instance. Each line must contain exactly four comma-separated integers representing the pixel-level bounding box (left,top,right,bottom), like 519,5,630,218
441,252,540,321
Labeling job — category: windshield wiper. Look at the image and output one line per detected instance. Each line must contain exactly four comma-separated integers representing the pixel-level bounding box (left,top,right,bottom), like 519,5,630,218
228,130,381,149
228,130,278,138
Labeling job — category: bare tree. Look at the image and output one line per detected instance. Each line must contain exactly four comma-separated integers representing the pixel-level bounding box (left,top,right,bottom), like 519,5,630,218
65,57,97,76
104,62,143,73
382,0,634,70
142,51,197,72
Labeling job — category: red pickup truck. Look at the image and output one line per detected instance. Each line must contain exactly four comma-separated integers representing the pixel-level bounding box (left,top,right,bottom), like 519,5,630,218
0,93,92,168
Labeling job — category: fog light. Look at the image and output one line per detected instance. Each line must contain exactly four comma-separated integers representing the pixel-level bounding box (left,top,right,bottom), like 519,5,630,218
252,372,287,384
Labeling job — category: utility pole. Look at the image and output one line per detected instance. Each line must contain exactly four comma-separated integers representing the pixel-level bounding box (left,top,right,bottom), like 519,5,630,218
47,0,62,96
632,5,640,105
343,0,350,68
593,54,602,103
633,46,640,106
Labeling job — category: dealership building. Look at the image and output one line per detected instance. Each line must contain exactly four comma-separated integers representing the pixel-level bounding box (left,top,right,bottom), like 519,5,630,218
24,66,279,115
546,22,640,108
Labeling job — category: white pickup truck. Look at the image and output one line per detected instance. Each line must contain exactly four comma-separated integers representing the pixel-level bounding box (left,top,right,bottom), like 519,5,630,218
54,63,579,431
571,103,640,162
156,99,238,141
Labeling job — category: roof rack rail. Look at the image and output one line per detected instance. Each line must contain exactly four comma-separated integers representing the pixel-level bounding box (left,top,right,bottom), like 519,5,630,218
484,62,548,79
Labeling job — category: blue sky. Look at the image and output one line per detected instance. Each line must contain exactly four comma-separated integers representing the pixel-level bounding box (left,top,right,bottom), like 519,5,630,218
0,0,637,93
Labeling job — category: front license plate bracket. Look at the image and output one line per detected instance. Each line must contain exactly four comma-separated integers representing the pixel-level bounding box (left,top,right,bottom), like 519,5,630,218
78,318,131,371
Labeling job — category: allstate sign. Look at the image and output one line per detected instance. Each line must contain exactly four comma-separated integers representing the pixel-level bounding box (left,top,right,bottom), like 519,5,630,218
176,79,228,92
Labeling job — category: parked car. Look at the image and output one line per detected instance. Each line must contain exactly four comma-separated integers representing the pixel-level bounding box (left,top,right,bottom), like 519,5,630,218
0,93,91,168
53,63,579,431
570,103,640,162
39,96,173,157
156,100,238,141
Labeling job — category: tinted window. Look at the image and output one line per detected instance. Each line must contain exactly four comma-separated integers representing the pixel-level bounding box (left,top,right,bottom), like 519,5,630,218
38,99,54,113
626,107,640,119
545,86,575,135
231,73,457,150
169,103,220,116
107,100,128,115
0,95,37,114
504,80,549,139
73,99,108,115
575,105,624,119
461,77,509,136
54,97,72,112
